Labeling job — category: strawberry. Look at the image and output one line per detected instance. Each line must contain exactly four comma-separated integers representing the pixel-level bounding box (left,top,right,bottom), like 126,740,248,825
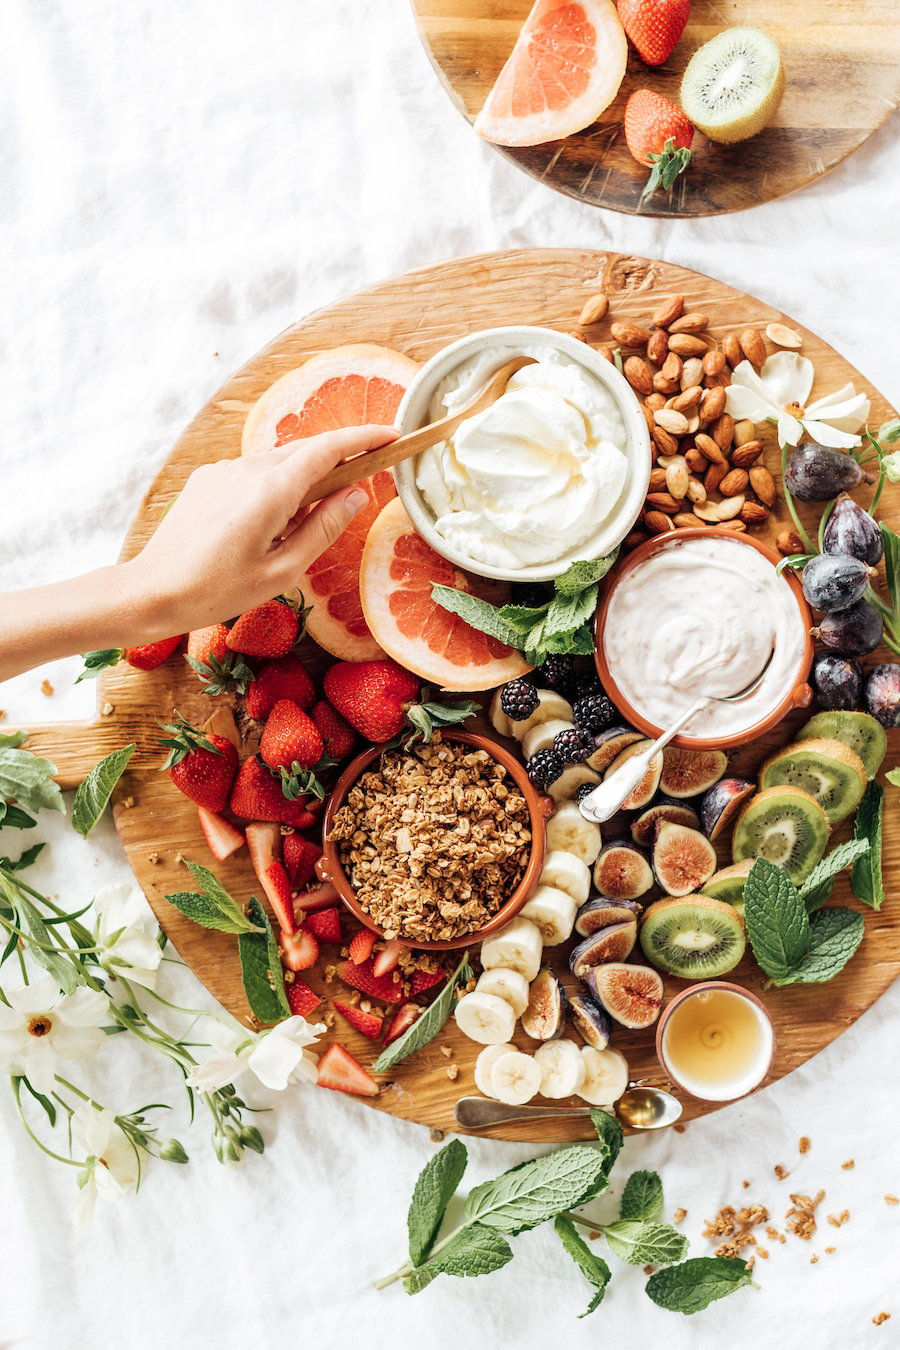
229,757,320,828
382,1002,422,1046
259,699,325,782
286,977,322,1019
226,598,300,659
323,660,420,741
373,939,407,979
294,882,340,915
158,716,239,812
310,699,357,760
197,807,245,862
624,89,694,201
316,1043,379,1098
283,834,323,891
280,925,319,972
304,906,342,944
245,822,295,931
245,655,316,721
336,958,405,1004
187,624,230,665
123,635,183,670
332,999,383,1040
617,0,690,66
348,928,378,966
409,968,447,997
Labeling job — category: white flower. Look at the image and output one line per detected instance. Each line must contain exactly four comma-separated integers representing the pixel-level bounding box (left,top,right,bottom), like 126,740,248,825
70,1104,140,1227
883,451,900,482
185,1015,325,1093
725,352,870,449
92,883,163,991
0,976,108,1093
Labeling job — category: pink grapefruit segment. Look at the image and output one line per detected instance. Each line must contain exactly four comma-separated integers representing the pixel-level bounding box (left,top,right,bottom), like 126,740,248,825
474,0,627,148
359,498,531,692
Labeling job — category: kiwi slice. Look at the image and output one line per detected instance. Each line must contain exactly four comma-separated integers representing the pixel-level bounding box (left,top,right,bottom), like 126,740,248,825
797,711,887,781
759,737,866,825
733,786,828,883
680,27,785,145
640,895,745,979
699,860,752,918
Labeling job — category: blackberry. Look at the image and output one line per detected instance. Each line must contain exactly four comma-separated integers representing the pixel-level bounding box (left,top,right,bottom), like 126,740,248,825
568,673,604,704
576,781,598,806
527,748,564,790
500,678,539,721
573,692,617,735
510,581,552,609
538,654,575,693
554,726,595,764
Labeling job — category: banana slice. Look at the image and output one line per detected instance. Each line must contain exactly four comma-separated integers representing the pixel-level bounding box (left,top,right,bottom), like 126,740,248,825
512,689,574,741
521,718,574,760
475,968,530,1017
488,688,514,739
479,916,543,981
474,1042,515,1097
539,849,592,905
491,1050,542,1105
534,1039,587,1099
548,764,601,804
454,991,517,1045
519,884,578,946
546,802,603,866
577,1046,629,1106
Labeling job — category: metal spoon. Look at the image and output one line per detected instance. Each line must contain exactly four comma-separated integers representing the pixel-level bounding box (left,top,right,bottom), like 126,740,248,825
295,355,536,509
454,1083,683,1131
579,646,776,824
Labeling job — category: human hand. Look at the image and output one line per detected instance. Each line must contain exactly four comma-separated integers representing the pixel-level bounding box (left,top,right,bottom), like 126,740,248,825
119,424,398,639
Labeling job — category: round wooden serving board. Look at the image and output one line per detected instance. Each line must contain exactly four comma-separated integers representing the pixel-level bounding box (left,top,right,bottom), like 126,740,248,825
411,0,900,217
21,249,900,1141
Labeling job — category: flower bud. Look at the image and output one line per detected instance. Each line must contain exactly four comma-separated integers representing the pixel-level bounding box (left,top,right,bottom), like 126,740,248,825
160,1138,189,1164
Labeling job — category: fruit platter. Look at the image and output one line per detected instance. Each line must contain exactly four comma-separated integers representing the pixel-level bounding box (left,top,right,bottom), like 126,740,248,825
411,0,900,217
25,248,900,1141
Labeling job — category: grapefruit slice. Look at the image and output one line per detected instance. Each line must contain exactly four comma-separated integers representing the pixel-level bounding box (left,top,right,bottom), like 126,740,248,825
359,498,531,691
473,0,628,148
241,343,419,661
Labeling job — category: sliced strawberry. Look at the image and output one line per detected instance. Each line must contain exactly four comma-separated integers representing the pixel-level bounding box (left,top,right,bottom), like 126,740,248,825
316,1043,379,1098
333,999,383,1040
373,938,407,979
197,807,245,862
336,958,405,1004
264,861,294,933
382,1002,422,1046
409,968,447,997
348,928,378,966
305,907,342,944
283,834,323,891
286,977,322,1018
293,883,339,916
280,926,319,972
124,635,183,670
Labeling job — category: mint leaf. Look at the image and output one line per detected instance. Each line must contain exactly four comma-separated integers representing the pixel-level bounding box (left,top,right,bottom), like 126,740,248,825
799,838,870,911
743,858,809,981
375,956,471,1073
554,553,618,594
543,586,599,639
465,1146,612,1236
403,1224,513,1294
620,1170,664,1222
71,744,136,837
407,1139,468,1267
165,861,262,935
496,603,550,634
882,524,900,621
602,1220,688,1267
0,743,65,816
0,732,28,749
0,804,37,830
554,1215,612,1317
591,1109,624,1190
75,649,122,683
886,768,900,787
851,781,884,909
770,907,865,986
238,897,290,1022
645,1256,755,1315
430,586,523,647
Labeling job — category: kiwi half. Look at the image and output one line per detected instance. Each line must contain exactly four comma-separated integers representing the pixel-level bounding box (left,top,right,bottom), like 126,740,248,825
640,895,745,979
759,737,866,825
733,786,828,883
797,711,887,781
680,27,785,145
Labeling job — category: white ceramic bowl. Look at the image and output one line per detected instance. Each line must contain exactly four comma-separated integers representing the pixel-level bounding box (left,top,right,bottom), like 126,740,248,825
393,325,652,582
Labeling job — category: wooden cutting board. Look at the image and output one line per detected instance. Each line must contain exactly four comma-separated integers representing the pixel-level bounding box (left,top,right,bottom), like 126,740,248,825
20,249,899,1141
411,0,900,217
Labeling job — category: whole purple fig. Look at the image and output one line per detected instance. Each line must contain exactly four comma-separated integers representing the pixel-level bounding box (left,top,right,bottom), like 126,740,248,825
785,444,865,501
812,600,883,656
812,654,863,710
823,493,884,565
865,664,900,727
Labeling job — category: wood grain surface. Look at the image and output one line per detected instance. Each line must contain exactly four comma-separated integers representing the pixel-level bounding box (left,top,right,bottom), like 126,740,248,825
411,0,900,217
20,249,900,1141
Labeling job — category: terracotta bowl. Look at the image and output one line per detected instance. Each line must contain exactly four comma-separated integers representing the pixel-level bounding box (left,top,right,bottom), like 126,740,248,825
594,526,815,751
655,980,777,1104
318,729,551,952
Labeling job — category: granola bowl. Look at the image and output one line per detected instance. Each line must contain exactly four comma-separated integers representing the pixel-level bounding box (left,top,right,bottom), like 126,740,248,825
319,730,551,951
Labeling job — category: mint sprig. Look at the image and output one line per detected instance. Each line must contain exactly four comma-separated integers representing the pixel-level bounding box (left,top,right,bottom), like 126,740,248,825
554,1216,612,1317
72,743,136,837
645,1256,755,1315
165,860,264,937
744,857,866,987
851,780,884,910
0,733,65,817
407,1139,468,1267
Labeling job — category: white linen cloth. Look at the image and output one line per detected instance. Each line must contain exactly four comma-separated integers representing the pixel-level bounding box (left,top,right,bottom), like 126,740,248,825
1,2,899,1346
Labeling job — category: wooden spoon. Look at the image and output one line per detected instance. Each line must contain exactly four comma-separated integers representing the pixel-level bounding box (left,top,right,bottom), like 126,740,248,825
296,355,536,509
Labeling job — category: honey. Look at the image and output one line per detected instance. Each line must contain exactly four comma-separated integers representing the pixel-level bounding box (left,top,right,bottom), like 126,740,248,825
661,985,774,1102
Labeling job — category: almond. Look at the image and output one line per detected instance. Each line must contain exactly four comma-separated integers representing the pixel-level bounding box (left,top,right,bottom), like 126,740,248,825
645,492,682,513
685,447,707,473
731,439,764,467
644,510,675,534
674,512,705,528
668,333,708,357
661,352,683,382
647,329,670,365
699,386,727,423
704,371,732,389
680,357,704,390
711,413,736,450
651,295,684,329
704,460,728,493
623,530,648,550
734,419,757,447
653,372,681,395
749,464,777,506
624,356,654,395
578,292,609,325
595,345,614,363
686,478,707,504
718,468,749,495
655,408,690,436
702,349,726,378
652,426,680,456
740,328,767,367
776,528,805,556
672,385,703,413
669,312,709,335
665,457,690,499
714,494,746,521
720,519,747,532
691,502,722,524
645,392,667,411
695,432,726,466
723,333,742,368
649,466,668,491
740,501,769,525
611,321,650,348
640,402,656,435
765,322,802,350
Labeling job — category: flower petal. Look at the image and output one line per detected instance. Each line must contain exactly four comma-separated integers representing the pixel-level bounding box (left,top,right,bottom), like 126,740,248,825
802,418,862,449
807,393,871,433
185,1050,248,1092
56,987,109,1029
6,975,61,1016
248,1033,303,1091
757,351,815,408
71,1177,98,1228
804,382,856,414
22,1034,57,1094
93,884,147,930
777,411,803,447
72,1102,114,1156
723,360,780,421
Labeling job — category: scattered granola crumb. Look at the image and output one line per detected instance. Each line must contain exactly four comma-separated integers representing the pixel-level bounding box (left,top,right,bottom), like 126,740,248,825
799,1136,811,1154
440,1046,452,1058
827,1209,850,1229
736,1206,769,1228
359,999,371,1013
323,1010,335,1027
122,795,135,808
446,1064,459,1081
746,1256,756,1270
101,701,115,716
673,1123,686,1134
643,1265,655,1275
174,851,184,864
714,1233,757,1258
40,679,54,697
885,1196,899,1206
703,1207,737,1239
841,1160,855,1170
588,1231,601,1241
825,1246,836,1255
324,965,336,984
766,1226,786,1244
429,1128,444,1143
872,1313,891,1327
673,1208,687,1225
147,852,160,865
774,1164,790,1180
810,1254,819,1264
757,1247,769,1260
0,709,5,719
742,1179,751,1189
785,1190,825,1241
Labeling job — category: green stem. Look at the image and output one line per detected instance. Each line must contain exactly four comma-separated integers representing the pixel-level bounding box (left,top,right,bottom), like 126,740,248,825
373,1221,470,1289
817,500,835,554
137,983,238,1027
11,1078,84,1168
870,464,887,515
780,443,816,555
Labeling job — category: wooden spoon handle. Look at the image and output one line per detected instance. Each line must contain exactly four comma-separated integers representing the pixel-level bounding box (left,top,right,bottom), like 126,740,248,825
295,411,463,510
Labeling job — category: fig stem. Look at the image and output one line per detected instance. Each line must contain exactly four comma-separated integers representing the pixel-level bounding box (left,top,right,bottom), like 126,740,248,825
780,443,816,556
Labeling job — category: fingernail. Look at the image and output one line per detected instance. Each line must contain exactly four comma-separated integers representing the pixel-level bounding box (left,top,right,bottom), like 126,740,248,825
345,488,369,513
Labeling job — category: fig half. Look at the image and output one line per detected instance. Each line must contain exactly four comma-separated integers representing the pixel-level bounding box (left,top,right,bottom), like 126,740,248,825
593,840,654,901
586,962,664,1030
652,821,717,897
631,798,700,847
660,747,727,798
574,897,643,937
568,994,613,1050
700,778,755,841
520,968,567,1041
586,726,644,774
604,741,663,810
569,923,637,979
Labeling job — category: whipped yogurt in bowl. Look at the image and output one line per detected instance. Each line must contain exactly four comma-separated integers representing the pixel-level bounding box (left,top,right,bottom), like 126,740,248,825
394,327,652,582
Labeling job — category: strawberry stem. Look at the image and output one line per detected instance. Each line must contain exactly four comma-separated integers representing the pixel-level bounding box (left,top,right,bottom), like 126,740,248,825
640,138,692,205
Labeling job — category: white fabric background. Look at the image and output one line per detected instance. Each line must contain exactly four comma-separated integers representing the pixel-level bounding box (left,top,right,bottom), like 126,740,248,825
1,2,899,1346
